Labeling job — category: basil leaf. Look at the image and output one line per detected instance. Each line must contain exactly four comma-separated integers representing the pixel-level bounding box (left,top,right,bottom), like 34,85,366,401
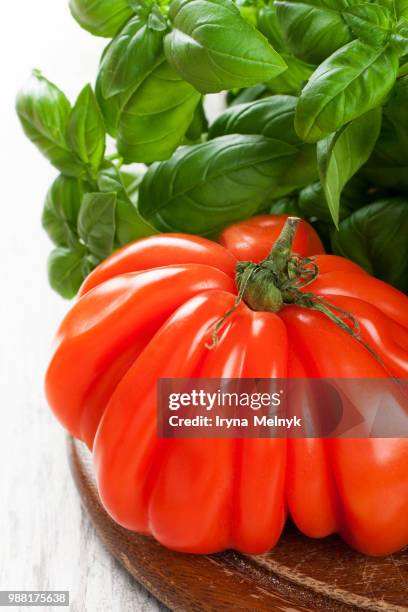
374,73,408,131
69,0,133,38
396,0,408,19
114,196,156,245
391,18,408,55
275,144,318,196
332,198,408,292
228,84,270,105
128,0,145,9
96,22,163,138
275,0,354,64
317,108,382,226
298,177,368,222
48,247,86,299
299,181,336,221
77,192,116,260
209,95,301,144
138,134,296,234
185,100,208,142
67,85,106,174
119,169,144,203
342,4,393,47
42,175,83,248
95,67,131,136
266,53,314,95
363,75,408,190
99,10,166,99
98,164,156,245
257,3,287,51
269,195,301,215
16,71,84,177
117,61,201,163
237,0,258,26
81,253,101,279
209,96,317,193
164,0,286,93
295,40,398,142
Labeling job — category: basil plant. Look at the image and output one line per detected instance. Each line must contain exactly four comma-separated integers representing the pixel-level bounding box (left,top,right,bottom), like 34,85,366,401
17,0,408,296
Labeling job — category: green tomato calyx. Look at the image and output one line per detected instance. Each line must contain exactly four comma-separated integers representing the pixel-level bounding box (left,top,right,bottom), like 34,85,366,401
236,216,304,314
207,217,372,354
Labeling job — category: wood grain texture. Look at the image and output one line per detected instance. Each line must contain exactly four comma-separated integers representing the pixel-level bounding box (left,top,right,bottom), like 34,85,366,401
68,436,408,612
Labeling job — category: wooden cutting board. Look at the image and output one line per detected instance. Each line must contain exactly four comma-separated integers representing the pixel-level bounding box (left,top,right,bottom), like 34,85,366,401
67,436,408,612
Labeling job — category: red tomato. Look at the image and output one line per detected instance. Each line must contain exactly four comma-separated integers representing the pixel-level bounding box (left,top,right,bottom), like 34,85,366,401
219,214,325,261
45,215,408,556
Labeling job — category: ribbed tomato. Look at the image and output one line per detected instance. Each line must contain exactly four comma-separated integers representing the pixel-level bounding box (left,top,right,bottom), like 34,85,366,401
45,215,408,556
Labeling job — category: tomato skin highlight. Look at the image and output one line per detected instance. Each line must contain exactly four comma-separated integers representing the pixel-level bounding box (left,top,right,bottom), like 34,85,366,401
79,234,237,296
45,214,408,556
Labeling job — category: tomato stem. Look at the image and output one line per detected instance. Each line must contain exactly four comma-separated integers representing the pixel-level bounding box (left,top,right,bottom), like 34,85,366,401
236,216,312,314
267,216,300,273
207,217,307,347
207,218,389,373
208,217,362,350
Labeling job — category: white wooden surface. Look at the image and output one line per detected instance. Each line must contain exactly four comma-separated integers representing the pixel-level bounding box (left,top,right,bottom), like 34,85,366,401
1,2,165,610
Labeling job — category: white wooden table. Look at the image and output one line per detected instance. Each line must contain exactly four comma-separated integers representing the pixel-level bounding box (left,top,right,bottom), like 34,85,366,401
0,2,166,609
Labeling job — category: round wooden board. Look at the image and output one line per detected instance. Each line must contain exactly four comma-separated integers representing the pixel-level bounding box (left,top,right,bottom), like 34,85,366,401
67,436,407,612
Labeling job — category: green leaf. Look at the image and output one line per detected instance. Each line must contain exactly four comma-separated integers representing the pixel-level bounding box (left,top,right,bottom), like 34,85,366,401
185,100,208,142
342,4,393,47
275,0,354,64
95,66,131,136
42,175,84,247
77,192,116,260
237,0,258,26
257,3,287,51
332,198,408,292
295,40,398,142
317,107,382,226
298,181,335,221
119,169,144,203
48,247,86,299
117,60,201,163
266,53,314,95
164,0,287,93
396,0,408,19
269,195,301,215
298,177,369,222
16,71,84,177
398,60,408,76
99,9,166,99
275,143,318,196
363,75,408,190
390,18,408,55
209,95,317,193
97,164,156,245
227,84,270,105
96,20,163,139
148,4,169,31
209,94,302,143
138,134,297,235
69,0,133,37
67,85,106,173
